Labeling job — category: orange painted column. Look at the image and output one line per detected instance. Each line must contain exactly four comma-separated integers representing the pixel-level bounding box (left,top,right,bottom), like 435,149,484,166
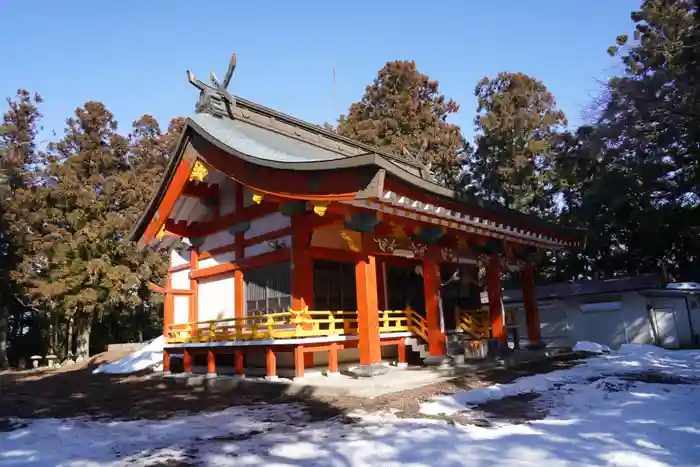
294,346,305,378
355,253,382,365
522,261,542,343
376,258,387,310
234,183,245,320
189,247,199,340
328,342,339,374
207,349,216,375
235,350,245,376
423,259,445,356
234,269,244,319
183,348,192,373
163,350,170,372
291,214,315,369
397,340,407,364
291,215,314,310
163,271,174,338
486,254,506,344
265,347,277,379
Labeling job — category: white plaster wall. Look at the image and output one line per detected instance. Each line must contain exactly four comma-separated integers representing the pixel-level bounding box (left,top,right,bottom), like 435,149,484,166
219,182,237,216
245,235,291,257
199,251,235,269
688,296,700,345
648,296,692,346
170,249,191,268
516,291,662,349
173,295,190,324
503,299,571,347
201,230,236,253
197,274,236,322
245,212,290,239
620,292,656,345
171,269,191,290
538,300,571,347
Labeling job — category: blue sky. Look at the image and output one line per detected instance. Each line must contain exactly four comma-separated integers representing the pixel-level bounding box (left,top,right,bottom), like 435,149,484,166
2,1,639,142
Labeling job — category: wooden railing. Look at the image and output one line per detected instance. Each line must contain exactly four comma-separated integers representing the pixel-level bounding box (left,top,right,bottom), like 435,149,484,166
167,308,417,344
455,308,489,339
404,307,429,342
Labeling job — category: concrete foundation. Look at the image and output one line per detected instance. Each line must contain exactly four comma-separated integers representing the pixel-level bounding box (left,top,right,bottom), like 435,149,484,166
163,348,576,398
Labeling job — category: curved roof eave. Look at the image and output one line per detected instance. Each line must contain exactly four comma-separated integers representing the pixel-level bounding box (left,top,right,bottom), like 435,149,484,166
130,116,585,244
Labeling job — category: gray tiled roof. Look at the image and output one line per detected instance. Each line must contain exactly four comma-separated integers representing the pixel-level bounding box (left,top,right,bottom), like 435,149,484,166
190,113,347,164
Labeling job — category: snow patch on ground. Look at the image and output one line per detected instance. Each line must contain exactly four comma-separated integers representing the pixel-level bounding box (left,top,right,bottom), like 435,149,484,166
420,343,700,416
573,340,612,354
92,336,164,374
2,343,700,466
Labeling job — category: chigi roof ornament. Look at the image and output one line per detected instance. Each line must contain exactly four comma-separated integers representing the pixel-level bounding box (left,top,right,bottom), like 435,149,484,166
187,53,238,115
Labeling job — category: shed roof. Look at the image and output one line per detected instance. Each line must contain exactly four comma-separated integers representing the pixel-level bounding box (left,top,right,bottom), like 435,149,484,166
500,274,666,303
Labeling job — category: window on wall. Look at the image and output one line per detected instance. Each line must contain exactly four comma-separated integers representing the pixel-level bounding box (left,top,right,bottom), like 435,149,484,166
313,260,357,311
244,262,292,315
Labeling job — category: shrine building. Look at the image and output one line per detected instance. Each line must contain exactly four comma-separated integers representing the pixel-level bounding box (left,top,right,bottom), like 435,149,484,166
130,56,585,379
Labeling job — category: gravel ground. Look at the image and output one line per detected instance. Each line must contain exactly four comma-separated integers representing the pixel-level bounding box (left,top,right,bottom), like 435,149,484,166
0,353,582,422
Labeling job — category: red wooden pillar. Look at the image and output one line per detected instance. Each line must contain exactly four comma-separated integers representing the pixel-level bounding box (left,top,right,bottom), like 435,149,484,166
163,350,171,372
486,254,506,344
292,216,315,368
207,348,216,375
183,348,192,373
423,259,445,356
294,345,305,378
355,253,382,366
397,340,407,365
291,215,314,310
234,182,246,323
265,347,277,379
522,261,542,343
163,272,173,338
376,258,387,310
328,342,339,374
234,269,244,318
235,350,245,376
189,247,199,341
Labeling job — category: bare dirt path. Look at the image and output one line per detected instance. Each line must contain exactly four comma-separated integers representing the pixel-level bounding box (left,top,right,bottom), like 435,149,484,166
0,354,582,422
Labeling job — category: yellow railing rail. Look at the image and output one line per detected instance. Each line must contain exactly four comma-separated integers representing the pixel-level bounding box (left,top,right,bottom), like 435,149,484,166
167,307,427,344
455,308,489,339
404,307,429,342
378,309,412,333
168,308,362,343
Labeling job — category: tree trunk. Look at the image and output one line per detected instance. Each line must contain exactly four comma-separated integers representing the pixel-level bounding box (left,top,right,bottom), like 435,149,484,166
75,314,91,361
0,306,8,369
48,312,55,355
66,317,74,359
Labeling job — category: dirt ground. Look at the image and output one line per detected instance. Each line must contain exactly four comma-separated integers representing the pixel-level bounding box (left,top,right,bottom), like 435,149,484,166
0,352,582,424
